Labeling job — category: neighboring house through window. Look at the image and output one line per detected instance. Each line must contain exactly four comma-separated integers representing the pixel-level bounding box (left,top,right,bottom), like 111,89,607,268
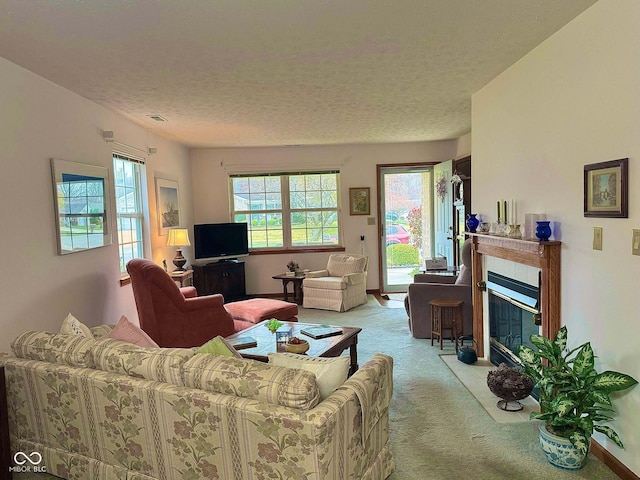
113,153,146,273
55,173,107,251
230,171,340,250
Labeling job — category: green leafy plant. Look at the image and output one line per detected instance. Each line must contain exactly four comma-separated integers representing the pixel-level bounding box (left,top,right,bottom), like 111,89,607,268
265,318,283,333
519,326,637,456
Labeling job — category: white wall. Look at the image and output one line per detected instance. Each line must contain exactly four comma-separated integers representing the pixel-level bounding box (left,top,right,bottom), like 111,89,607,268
0,58,191,352
454,131,471,159
472,0,640,473
190,141,456,294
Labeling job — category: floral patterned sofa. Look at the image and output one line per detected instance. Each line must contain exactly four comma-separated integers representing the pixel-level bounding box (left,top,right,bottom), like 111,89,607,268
1,326,394,480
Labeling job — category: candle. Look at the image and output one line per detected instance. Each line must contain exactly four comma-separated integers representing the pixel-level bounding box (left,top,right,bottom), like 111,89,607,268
497,201,500,222
504,200,508,224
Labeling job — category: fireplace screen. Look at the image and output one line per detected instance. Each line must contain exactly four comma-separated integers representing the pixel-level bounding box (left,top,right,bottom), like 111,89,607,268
487,271,540,368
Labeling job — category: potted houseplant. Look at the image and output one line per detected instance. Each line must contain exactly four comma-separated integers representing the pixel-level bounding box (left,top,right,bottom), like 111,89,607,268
286,260,299,276
519,326,637,470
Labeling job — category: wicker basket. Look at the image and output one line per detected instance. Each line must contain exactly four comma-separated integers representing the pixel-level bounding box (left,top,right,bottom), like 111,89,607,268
285,339,310,354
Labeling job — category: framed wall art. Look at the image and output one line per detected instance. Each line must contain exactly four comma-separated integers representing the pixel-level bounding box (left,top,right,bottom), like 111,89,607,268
584,158,628,218
51,158,112,255
155,177,181,235
349,187,370,215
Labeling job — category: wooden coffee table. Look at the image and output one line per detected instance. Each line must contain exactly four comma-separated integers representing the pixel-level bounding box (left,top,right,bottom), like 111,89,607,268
226,321,362,375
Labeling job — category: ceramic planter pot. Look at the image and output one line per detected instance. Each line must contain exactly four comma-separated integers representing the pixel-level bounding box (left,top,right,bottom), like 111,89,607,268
538,423,589,470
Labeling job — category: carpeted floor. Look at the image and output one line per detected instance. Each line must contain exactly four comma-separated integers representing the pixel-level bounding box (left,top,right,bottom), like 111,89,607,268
296,295,619,480
15,296,620,479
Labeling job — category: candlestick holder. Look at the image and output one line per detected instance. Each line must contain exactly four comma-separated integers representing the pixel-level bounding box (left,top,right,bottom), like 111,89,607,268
494,221,509,236
508,224,522,238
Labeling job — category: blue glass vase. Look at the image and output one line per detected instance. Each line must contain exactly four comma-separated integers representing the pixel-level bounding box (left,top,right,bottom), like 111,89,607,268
466,214,479,233
535,221,552,242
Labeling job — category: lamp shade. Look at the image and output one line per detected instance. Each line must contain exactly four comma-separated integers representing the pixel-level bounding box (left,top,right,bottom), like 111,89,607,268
166,228,191,247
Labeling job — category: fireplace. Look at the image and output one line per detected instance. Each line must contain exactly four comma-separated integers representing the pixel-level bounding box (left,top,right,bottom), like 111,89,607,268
470,235,561,359
487,271,541,369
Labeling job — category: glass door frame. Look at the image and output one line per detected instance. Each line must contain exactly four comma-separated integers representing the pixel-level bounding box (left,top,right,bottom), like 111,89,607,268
376,163,436,294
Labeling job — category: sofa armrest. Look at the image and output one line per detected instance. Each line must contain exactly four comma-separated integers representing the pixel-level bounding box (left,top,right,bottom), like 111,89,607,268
308,353,393,445
306,269,329,278
303,354,392,420
180,286,198,298
181,293,225,311
343,272,366,285
406,282,471,311
413,273,457,284
406,282,473,338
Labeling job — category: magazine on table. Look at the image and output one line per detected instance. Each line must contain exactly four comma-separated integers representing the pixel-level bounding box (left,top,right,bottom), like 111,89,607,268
227,336,257,350
301,325,343,339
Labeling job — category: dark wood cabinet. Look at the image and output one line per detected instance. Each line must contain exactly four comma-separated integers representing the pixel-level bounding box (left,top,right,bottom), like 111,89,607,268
193,261,246,302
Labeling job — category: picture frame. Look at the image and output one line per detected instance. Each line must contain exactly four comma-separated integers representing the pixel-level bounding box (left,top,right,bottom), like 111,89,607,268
349,187,370,215
155,177,181,235
583,158,628,218
51,159,112,255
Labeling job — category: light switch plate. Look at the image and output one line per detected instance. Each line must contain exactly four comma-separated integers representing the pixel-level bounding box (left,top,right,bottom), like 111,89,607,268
593,227,603,251
633,229,640,256
367,217,376,225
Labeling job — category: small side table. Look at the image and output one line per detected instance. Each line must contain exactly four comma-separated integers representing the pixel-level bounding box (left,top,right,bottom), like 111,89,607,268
429,298,463,350
272,273,305,305
170,269,193,288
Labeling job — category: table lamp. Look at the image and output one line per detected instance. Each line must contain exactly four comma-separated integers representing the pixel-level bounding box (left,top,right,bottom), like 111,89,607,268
166,228,191,271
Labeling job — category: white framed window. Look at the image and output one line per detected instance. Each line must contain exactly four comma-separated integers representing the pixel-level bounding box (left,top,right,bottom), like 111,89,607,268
230,171,340,250
113,153,146,273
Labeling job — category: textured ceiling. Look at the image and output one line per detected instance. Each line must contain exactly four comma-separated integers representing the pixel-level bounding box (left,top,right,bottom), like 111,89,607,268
0,0,597,148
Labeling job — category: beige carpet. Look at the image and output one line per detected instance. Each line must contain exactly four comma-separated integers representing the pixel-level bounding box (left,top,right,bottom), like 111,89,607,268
296,297,619,480
14,296,620,480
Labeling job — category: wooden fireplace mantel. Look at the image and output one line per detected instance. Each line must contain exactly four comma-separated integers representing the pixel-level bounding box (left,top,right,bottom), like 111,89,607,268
469,233,561,357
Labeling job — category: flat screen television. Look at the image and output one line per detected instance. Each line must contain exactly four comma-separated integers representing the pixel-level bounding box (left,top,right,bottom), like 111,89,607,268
193,222,249,263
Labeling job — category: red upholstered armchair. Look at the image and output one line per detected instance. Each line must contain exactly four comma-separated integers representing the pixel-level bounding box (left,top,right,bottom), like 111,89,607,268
126,258,236,348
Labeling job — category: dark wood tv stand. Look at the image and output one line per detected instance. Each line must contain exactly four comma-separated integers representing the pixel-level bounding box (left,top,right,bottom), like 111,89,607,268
193,260,246,302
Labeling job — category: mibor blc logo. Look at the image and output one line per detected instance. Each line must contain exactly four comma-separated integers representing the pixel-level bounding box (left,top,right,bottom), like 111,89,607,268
10,451,47,473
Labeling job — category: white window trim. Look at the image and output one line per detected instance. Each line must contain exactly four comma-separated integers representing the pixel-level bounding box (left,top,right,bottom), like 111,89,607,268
230,171,342,251
113,151,151,278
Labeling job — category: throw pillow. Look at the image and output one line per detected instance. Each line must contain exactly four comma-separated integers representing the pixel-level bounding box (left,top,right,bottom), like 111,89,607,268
107,315,159,347
197,336,242,358
268,352,350,399
59,312,92,338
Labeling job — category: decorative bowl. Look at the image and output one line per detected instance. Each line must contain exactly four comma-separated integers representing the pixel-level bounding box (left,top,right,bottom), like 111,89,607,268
487,363,534,411
285,339,309,354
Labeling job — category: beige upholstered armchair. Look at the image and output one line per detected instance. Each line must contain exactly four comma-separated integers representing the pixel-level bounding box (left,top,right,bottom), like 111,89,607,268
404,239,473,338
303,254,368,312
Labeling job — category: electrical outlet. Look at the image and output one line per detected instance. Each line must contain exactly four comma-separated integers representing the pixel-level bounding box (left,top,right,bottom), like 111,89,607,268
633,229,640,256
593,227,603,251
